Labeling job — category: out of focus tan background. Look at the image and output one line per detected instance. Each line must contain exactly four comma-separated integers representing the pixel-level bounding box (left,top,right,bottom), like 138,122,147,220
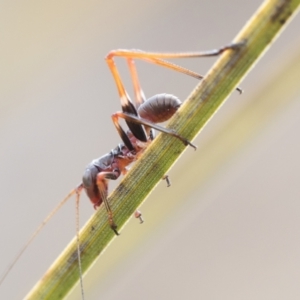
1,1,300,299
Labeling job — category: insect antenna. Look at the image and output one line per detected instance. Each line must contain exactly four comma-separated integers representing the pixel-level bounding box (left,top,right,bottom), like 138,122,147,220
0,184,82,287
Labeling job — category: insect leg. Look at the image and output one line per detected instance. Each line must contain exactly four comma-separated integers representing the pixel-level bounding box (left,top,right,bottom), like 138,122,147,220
112,112,197,150
127,58,146,107
111,116,135,151
127,58,158,142
106,44,243,93
96,170,121,235
106,55,147,145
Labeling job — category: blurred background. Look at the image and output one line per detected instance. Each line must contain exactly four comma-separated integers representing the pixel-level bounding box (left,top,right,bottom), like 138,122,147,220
1,1,300,299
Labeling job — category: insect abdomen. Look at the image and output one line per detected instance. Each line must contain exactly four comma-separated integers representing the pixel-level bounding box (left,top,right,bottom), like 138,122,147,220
138,93,181,123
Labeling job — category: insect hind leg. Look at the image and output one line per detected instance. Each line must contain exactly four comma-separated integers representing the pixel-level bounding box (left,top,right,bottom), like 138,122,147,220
106,45,243,93
127,58,146,108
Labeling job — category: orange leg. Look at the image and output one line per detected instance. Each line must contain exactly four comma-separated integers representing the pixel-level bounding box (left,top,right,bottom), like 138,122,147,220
96,171,120,235
127,58,146,108
105,43,243,104
112,112,197,150
106,43,241,150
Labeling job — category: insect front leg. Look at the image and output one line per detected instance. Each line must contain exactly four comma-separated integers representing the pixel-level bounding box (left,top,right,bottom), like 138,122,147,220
96,170,121,235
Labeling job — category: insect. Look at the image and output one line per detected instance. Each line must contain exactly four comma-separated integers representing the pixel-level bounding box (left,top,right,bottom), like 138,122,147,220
80,45,242,234
0,43,241,298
